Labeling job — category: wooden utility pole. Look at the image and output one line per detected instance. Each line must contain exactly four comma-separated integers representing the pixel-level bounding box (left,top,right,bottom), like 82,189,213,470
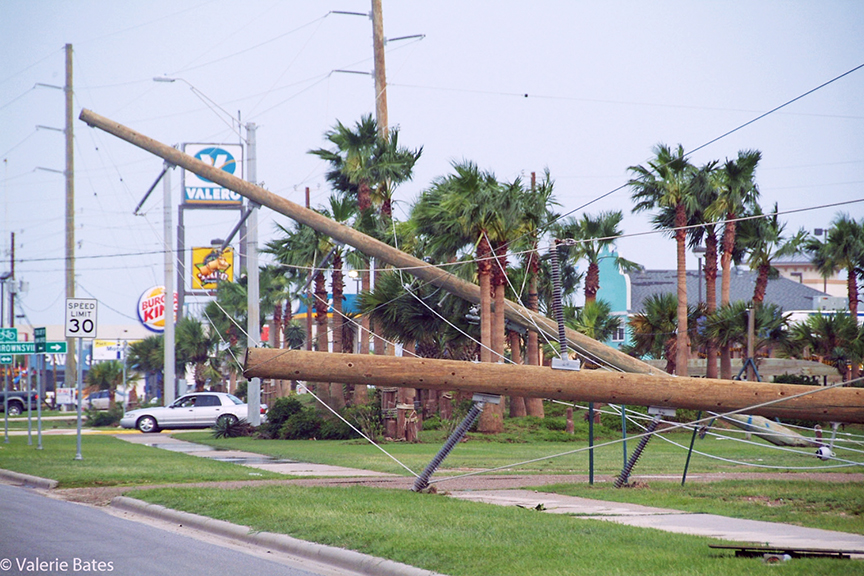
64,43,76,386
244,348,864,424
78,108,666,377
371,0,388,139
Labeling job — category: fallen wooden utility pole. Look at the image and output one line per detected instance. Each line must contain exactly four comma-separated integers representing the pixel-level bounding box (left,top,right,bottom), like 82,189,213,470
244,348,864,424
78,108,664,377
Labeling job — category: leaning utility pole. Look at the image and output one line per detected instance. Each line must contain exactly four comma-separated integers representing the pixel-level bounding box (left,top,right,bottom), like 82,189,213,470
64,43,76,386
371,0,388,139
78,109,665,377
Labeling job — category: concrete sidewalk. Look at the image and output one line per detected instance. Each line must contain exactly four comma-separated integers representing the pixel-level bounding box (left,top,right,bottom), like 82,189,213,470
116,433,397,477
450,489,864,554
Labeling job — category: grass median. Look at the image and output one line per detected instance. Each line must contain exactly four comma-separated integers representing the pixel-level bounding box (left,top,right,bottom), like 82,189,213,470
133,483,862,576
0,434,285,488
181,428,862,477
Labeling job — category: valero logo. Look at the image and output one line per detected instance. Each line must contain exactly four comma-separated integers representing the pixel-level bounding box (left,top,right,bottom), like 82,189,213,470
137,286,178,332
193,147,237,184
184,143,243,205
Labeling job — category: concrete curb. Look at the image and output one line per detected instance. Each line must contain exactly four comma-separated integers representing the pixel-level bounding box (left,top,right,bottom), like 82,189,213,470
111,496,446,576
0,469,59,490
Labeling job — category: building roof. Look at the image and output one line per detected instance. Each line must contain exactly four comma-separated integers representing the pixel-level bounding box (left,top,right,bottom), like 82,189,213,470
627,268,846,314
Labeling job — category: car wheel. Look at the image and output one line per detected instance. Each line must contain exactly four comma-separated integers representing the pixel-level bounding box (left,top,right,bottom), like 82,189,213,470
217,414,238,426
136,415,159,433
7,403,22,417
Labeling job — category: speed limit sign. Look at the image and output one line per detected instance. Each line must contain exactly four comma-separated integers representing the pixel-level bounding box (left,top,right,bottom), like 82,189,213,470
65,298,98,338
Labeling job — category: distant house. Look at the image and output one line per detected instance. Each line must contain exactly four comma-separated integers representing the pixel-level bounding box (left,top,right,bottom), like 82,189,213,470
772,253,847,299
595,247,847,350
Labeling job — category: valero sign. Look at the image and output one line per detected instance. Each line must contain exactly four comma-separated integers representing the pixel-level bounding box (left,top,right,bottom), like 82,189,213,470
137,286,178,333
182,143,244,205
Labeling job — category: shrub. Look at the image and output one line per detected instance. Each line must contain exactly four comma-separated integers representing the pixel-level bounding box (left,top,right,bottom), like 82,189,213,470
212,417,254,439
279,409,321,439
319,417,356,440
344,402,384,441
85,406,123,427
422,415,443,431
259,396,304,439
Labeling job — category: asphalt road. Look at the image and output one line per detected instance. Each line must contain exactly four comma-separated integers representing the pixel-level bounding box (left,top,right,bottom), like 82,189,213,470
0,484,351,576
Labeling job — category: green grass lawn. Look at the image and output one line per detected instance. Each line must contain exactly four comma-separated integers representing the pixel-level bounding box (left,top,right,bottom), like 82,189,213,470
181,428,862,478
2,415,79,430
0,434,286,488
542,479,864,535
133,484,863,576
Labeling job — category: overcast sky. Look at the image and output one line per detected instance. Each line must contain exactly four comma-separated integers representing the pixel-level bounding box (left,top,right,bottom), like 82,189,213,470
2,1,863,330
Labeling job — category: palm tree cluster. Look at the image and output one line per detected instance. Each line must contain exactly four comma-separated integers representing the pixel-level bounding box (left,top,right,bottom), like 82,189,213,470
627,142,864,379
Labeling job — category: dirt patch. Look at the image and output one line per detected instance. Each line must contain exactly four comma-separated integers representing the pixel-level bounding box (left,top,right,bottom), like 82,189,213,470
47,471,864,507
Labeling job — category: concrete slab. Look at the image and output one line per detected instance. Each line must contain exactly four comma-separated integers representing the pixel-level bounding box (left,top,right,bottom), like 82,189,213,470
449,489,680,516
449,489,864,553
113,434,396,478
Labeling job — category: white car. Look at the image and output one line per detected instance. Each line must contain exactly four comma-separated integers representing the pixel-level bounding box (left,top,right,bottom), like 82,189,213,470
85,389,127,410
120,392,264,433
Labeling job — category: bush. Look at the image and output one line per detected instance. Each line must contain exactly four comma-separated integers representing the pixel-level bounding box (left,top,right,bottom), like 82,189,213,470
279,409,321,439
212,417,254,439
85,406,123,427
259,396,304,439
344,402,383,441
319,417,356,440
422,415,443,431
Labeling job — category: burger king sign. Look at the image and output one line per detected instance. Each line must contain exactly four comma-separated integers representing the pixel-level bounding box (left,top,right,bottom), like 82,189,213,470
137,286,178,332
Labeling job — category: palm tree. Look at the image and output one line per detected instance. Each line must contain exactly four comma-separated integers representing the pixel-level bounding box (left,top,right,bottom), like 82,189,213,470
704,302,789,374
786,312,860,381
806,213,864,379
264,216,333,406
737,203,808,304
411,160,510,432
126,335,164,403
567,300,621,346
552,210,639,304
624,292,679,374
710,149,761,379
175,316,219,392
86,360,124,408
513,170,557,417
629,143,698,376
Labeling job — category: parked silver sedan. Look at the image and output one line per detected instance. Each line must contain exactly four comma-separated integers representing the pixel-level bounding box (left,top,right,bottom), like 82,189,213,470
120,392,263,433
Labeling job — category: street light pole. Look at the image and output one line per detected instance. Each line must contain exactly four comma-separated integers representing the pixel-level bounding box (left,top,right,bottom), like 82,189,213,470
245,123,261,426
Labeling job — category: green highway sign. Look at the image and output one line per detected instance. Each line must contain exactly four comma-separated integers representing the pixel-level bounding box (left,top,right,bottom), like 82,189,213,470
35,327,46,353
0,341,67,355
0,328,17,342
0,354,12,365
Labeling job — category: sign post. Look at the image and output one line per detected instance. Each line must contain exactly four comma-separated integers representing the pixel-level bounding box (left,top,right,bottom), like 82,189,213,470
66,298,97,460
2,328,15,445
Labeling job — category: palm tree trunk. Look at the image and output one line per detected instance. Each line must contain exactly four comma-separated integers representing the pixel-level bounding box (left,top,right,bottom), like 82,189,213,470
524,249,544,418
313,272,331,408
705,233,719,379
720,218,736,379
354,265,371,405
584,261,600,304
674,203,690,377
508,330,527,417
753,262,770,304
330,256,346,410
477,235,503,433
848,269,860,380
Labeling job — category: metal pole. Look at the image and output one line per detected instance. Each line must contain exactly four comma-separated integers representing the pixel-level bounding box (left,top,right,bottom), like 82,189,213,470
163,160,176,405
3,366,8,443
64,43,77,388
74,337,83,460
37,353,43,449
621,405,628,470
746,307,756,381
588,402,595,485
176,205,185,321
246,122,261,426
26,355,32,445
681,411,702,486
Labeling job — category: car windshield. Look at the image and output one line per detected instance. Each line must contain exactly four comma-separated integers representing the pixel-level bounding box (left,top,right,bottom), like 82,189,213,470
225,394,244,405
